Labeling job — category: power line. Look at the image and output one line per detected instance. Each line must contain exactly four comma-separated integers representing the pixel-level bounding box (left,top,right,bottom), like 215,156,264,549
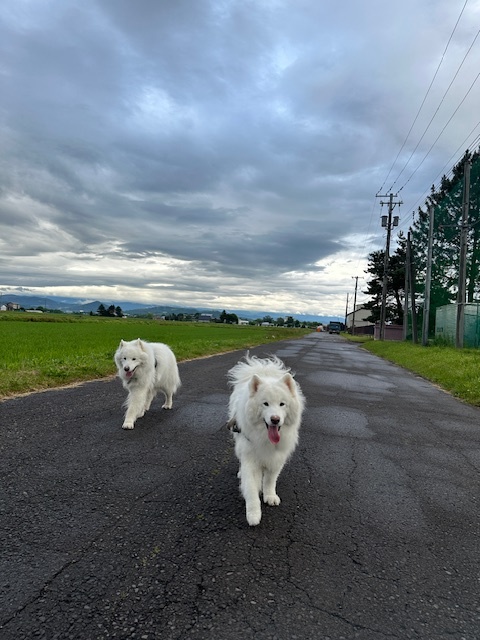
389,25,480,193
354,195,379,274
393,125,480,238
397,70,480,194
377,0,470,195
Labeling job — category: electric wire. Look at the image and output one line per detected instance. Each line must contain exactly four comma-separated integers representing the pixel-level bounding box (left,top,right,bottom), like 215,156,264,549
396,125,480,234
377,0,469,195
354,195,380,275
397,70,480,194
389,25,480,193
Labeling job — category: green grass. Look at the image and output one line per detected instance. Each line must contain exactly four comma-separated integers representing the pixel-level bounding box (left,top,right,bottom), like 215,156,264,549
0,314,310,398
356,337,480,406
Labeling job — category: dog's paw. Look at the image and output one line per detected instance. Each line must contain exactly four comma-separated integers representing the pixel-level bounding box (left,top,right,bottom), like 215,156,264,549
264,494,281,506
246,508,262,526
122,422,135,430
162,403,173,410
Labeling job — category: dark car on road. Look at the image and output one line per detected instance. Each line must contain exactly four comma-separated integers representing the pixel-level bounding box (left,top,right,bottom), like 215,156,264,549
328,321,342,334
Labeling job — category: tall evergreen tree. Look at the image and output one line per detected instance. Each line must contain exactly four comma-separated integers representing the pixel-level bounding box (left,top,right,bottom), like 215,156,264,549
409,149,480,331
363,235,406,324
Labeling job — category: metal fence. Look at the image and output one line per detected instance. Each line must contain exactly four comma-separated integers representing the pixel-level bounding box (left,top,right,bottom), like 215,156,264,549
435,303,480,347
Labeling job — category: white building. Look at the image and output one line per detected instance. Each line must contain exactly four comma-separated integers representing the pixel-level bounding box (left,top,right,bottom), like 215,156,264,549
345,305,374,333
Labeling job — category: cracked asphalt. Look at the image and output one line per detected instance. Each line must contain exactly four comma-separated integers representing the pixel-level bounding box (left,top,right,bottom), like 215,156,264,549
1,332,480,640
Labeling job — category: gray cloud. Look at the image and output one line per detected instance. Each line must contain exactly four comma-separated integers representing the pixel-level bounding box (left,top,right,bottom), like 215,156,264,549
1,0,479,315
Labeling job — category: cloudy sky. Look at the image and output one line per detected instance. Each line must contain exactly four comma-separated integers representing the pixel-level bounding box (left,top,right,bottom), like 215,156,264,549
1,0,480,317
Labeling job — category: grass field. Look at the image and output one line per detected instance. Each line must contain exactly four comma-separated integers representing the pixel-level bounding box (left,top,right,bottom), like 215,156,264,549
0,313,311,398
348,335,480,407
3,314,480,407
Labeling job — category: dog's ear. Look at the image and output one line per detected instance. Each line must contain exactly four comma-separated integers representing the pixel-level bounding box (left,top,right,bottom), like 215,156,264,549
281,373,297,396
120,339,125,346
136,338,145,350
249,374,262,395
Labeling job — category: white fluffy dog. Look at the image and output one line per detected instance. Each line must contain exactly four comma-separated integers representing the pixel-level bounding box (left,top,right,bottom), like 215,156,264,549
227,355,305,526
114,338,181,430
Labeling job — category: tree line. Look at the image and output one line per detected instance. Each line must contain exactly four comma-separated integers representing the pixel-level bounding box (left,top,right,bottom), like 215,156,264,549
363,148,480,335
96,304,124,317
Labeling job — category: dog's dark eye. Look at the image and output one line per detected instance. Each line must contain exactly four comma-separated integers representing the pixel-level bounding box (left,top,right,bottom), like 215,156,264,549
263,402,269,406
280,402,285,407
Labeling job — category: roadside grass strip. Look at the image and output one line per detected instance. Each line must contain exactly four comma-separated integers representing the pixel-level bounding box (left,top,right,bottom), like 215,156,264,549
0,315,310,398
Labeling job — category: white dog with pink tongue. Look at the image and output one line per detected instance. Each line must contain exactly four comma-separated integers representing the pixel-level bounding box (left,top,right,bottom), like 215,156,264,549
114,338,180,430
227,355,305,526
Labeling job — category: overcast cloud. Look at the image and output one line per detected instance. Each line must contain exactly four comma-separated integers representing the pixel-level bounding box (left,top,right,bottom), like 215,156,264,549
1,0,480,316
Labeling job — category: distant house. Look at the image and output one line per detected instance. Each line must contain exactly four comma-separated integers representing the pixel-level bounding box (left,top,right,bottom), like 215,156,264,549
345,305,374,335
198,314,214,322
6,302,21,311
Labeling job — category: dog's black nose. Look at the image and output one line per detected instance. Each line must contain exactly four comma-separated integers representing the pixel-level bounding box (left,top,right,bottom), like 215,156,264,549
124,366,130,372
270,415,280,425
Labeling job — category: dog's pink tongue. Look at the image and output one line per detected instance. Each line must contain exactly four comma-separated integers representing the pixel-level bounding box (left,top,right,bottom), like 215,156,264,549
126,370,133,379
268,425,280,444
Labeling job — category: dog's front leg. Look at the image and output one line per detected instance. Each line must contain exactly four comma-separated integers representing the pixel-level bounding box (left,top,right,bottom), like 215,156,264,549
239,463,263,526
123,388,148,429
263,469,281,506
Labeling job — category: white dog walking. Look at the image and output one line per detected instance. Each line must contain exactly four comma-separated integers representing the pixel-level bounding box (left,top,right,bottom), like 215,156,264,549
114,338,181,429
227,355,305,526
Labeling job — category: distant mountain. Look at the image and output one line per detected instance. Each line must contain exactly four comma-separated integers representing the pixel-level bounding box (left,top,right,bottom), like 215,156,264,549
0,293,342,323
0,294,150,313
229,309,341,324
126,305,220,318
0,294,62,309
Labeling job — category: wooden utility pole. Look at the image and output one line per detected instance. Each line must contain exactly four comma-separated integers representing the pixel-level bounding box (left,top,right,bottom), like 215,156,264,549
455,159,471,348
351,278,357,336
351,276,361,336
403,231,410,341
422,205,434,346
377,193,402,340
408,231,418,344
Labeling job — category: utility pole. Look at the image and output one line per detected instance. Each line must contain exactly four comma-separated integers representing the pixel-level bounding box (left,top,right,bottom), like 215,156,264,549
344,293,349,329
422,204,434,346
376,193,402,340
408,231,418,344
403,231,410,341
351,276,362,336
456,159,471,348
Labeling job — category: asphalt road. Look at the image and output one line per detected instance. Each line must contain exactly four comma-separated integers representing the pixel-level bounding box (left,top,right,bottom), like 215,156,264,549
1,332,480,640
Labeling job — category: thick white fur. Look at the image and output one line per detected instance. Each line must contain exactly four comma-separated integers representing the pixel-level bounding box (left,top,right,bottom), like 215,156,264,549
228,355,305,526
114,338,181,430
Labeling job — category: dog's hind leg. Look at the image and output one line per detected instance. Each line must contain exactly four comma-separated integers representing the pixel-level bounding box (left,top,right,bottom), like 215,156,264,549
263,468,282,506
144,388,156,412
239,463,263,526
161,390,174,409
